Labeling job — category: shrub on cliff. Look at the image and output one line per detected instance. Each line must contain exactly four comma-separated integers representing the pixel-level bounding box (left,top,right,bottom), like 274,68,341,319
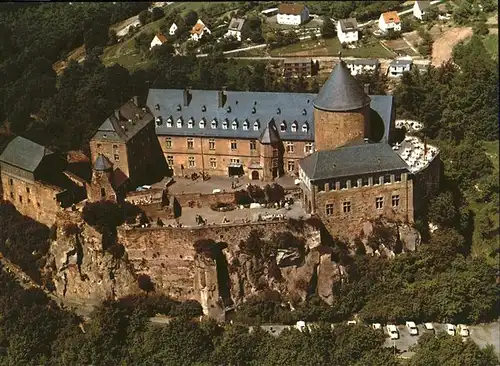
82,201,144,232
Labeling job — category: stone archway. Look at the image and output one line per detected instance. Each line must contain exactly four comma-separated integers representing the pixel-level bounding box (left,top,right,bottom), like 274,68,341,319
251,170,260,180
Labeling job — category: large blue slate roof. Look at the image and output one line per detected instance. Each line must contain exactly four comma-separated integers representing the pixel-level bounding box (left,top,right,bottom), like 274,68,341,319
146,89,393,142
0,136,53,173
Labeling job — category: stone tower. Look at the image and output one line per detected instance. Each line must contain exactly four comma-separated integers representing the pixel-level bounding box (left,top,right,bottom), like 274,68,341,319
88,154,117,202
313,59,371,151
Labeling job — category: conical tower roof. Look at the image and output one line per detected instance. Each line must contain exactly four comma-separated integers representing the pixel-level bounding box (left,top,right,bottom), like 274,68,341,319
259,120,281,144
93,154,113,171
313,60,371,112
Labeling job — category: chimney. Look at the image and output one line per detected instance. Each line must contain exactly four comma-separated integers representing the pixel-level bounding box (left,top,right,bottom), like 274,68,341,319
364,83,370,94
183,87,192,107
218,87,227,108
364,137,369,144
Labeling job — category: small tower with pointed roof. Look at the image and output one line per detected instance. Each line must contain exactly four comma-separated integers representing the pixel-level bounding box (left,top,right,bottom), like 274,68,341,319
313,56,371,151
88,154,118,202
258,120,284,181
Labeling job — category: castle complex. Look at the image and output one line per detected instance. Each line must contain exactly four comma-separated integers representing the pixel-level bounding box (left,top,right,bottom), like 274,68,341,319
0,60,441,240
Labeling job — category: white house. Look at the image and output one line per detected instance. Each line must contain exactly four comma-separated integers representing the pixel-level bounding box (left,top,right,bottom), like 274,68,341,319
388,58,412,77
413,1,431,20
337,18,359,44
345,59,380,76
277,3,309,26
224,18,245,41
149,32,168,50
169,22,178,36
378,11,402,32
190,19,211,41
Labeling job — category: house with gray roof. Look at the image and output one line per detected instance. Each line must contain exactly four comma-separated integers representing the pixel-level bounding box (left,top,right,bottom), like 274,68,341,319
388,58,412,77
344,59,380,76
413,1,431,20
337,18,359,44
224,18,245,41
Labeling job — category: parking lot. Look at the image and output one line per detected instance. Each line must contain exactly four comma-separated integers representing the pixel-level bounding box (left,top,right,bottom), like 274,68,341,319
256,322,500,357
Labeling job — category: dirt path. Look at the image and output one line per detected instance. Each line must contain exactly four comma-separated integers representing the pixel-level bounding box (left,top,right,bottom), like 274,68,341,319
52,45,86,75
431,27,472,66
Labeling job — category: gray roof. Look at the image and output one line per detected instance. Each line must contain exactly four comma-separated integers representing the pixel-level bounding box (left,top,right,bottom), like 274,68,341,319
93,154,113,171
93,100,153,143
147,89,316,141
259,120,280,144
416,1,431,10
390,59,412,66
339,18,358,32
313,60,371,112
146,89,394,142
0,136,53,173
345,58,380,66
300,142,409,181
228,18,245,31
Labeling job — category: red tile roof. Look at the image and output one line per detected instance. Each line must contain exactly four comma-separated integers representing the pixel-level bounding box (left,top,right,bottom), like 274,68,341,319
278,3,305,15
156,32,167,43
382,11,401,24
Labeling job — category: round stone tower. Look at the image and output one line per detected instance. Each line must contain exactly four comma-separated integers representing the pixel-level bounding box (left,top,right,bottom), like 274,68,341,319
313,60,371,151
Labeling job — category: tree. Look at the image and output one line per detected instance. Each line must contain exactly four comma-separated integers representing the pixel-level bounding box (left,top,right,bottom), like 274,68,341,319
138,9,151,26
473,20,489,35
422,6,439,21
184,10,198,27
427,191,458,227
151,7,165,22
321,17,335,38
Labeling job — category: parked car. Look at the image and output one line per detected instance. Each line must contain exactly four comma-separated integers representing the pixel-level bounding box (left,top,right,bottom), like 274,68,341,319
406,321,418,336
458,324,470,337
424,322,435,333
347,320,357,325
387,324,399,340
372,323,382,331
446,324,457,336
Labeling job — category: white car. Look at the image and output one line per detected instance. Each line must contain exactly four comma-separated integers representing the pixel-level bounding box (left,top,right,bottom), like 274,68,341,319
424,322,435,333
347,320,357,325
458,324,470,337
405,321,418,336
372,323,382,331
446,324,457,336
387,324,399,340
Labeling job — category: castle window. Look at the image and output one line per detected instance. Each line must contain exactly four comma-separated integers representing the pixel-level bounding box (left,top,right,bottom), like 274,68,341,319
26,187,30,194
165,138,172,149
176,104,181,111
276,107,281,114
187,138,194,150
305,143,313,154
166,117,173,127
210,158,217,168
227,106,232,113
252,107,256,114
343,201,351,213
232,120,238,130
188,118,194,128
243,120,249,130
302,109,307,116
114,154,120,161
230,140,237,150
376,197,384,209
291,122,298,132
155,104,160,111
37,202,40,208
19,195,23,203
253,121,260,131
384,174,391,184
362,176,369,186
286,142,294,153
201,105,207,112
392,195,400,207
395,173,402,182
10,192,13,199
167,156,174,166
280,122,287,132
250,140,256,150
211,119,217,129
230,158,240,164
188,157,195,167
113,144,118,149
101,188,106,198
287,160,295,172
155,116,162,126
176,117,183,128
209,139,215,150
97,143,101,149
326,203,334,216
199,118,206,129
9,178,13,186
222,119,228,130
302,122,309,132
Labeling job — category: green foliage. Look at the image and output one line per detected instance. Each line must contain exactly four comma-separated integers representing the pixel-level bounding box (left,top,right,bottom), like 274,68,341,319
241,15,264,43
321,17,336,39
417,29,433,56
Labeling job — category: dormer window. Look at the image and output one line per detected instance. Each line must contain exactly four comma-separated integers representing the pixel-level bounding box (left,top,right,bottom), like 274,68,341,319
227,106,232,113
276,107,281,115
252,107,256,114
155,104,160,111
243,120,249,130
201,105,206,112
166,117,173,127
188,118,194,128
211,118,217,129
302,109,307,116
176,117,183,128
155,116,162,126
176,104,182,111
291,121,298,132
199,118,206,128
280,122,287,132
232,120,238,130
222,119,228,130
253,121,260,131
302,122,309,132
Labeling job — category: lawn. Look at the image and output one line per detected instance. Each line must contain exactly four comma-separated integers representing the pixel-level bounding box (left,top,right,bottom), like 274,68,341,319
483,34,498,59
468,140,499,266
270,37,395,58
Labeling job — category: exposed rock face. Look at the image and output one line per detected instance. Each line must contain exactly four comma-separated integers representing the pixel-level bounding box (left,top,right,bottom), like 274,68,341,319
359,219,421,256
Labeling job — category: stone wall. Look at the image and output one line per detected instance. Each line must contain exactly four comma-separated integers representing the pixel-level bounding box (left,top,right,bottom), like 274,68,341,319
174,191,236,208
